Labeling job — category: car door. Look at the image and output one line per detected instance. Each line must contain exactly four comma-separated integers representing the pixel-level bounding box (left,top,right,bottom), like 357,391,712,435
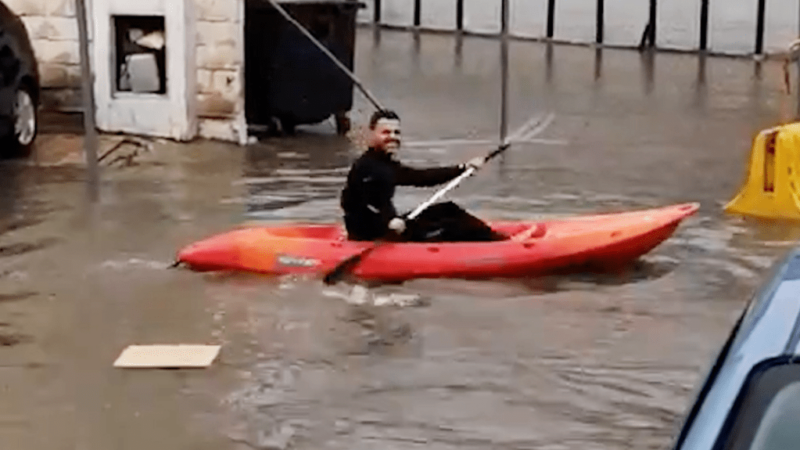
0,11,18,135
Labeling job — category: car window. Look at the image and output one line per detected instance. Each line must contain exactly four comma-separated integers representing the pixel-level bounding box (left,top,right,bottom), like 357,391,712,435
716,361,800,450
748,381,800,450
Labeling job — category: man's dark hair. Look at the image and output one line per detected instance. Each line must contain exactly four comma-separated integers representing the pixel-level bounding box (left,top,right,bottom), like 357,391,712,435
369,109,400,129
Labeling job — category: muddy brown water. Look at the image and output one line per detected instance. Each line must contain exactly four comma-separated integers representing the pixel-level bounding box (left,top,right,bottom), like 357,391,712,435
4,29,800,450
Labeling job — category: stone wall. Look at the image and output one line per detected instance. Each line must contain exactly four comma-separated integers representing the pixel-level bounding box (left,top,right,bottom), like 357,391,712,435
4,0,82,111
194,0,245,142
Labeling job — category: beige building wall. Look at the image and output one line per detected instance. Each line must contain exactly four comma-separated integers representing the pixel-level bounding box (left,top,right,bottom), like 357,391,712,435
5,0,246,143
194,0,245,142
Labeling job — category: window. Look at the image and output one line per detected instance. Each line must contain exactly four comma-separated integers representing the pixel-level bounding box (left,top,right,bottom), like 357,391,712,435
112,15,166,95
748,381,800,449
716,361,800,450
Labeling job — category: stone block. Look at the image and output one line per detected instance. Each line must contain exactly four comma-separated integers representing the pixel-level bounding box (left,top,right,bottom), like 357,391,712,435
196,21,239,47
197,69,213,93
195,0,239,23
6,0,73,16
198,118,238,142
31,39,80,64
196,42,240,70
23,16,78,41
197,93,236,118
46,0,75,17
40,87,81,111
39,63,81,88
211,69,240,99
3,0,47,16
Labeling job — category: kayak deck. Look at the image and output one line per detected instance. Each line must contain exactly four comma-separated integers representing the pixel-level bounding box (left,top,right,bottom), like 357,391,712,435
176,202,699,281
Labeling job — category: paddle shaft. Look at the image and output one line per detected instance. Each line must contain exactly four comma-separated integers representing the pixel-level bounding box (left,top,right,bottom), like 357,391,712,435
407,145,508,220
265,0,385,111
405,111,542,221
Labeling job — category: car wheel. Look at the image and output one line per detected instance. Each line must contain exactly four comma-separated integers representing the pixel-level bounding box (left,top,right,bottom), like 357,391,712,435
8,86,37,156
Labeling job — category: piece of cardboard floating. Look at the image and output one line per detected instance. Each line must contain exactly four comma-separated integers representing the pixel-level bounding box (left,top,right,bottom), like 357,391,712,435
113,344,221,368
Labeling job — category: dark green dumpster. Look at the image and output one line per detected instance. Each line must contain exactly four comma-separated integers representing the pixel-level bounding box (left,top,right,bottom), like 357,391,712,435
245,0,365,136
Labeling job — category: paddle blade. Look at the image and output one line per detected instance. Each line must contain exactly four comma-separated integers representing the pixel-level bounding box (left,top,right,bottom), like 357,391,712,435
323,247,373,285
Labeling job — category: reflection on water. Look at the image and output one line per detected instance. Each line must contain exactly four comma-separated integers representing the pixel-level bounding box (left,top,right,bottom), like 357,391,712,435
594,47,603,82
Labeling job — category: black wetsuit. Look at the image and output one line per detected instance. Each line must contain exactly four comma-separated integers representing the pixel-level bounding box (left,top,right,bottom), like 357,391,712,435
340,148,504,242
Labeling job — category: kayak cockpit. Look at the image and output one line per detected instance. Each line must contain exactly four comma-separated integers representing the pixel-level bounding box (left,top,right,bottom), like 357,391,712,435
249,222,548,243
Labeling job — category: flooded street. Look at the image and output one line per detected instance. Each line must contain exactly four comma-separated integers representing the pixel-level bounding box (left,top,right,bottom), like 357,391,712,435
5,29,800,449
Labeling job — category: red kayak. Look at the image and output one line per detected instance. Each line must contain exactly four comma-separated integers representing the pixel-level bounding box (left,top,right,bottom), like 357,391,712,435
175,202,699,282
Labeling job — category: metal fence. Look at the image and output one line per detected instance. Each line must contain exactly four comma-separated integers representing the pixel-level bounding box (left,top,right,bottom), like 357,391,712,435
363,0,795,55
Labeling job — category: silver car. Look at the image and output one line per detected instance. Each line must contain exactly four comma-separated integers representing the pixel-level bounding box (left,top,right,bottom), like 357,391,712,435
672,246,800,449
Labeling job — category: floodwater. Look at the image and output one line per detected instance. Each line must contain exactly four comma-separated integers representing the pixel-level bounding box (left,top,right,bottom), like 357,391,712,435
4,29,800,450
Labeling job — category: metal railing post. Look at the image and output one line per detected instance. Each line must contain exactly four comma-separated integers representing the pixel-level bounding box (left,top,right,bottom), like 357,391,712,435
755,0,767,54
595,0,604,44
699,0,709,51
456,0,464,31
373,0,381,24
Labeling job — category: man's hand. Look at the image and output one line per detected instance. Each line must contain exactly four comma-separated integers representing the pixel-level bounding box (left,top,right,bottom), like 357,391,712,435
465,156,485,170
388,217,406,234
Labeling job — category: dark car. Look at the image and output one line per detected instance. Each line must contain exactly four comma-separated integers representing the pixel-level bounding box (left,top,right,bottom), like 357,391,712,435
0,0,38,156
671,245,800,449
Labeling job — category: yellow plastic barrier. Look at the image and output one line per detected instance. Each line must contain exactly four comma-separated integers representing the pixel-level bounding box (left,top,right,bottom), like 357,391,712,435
725,122,800,220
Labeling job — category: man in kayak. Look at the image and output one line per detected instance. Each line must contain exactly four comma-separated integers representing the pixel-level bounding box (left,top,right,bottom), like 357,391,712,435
340,109,506,242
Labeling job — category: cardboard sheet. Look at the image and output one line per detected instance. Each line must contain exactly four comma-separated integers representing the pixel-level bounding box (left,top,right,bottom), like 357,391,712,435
113,344,221,368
